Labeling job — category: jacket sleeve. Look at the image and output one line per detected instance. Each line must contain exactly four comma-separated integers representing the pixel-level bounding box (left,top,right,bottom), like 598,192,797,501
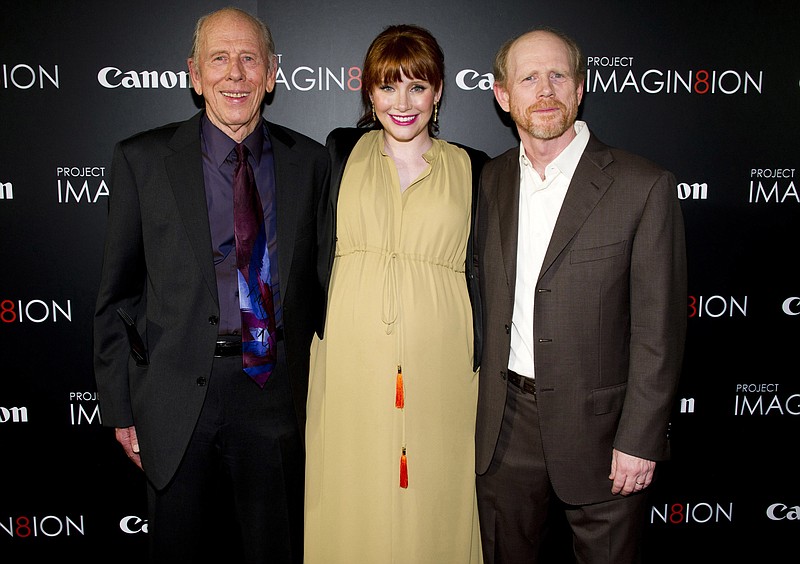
93,140,147,428
615,168,687,461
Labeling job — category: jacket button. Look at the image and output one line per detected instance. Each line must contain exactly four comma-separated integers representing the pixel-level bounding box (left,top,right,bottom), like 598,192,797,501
196,377,207,386
208,315,218,325
501,371,507,381
504,324,510,334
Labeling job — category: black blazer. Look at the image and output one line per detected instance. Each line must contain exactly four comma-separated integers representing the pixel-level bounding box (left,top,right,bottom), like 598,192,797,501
319,127,488,370
93,111,330,489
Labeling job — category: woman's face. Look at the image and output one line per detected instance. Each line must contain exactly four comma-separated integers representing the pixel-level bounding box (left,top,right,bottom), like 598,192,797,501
370,70,441,145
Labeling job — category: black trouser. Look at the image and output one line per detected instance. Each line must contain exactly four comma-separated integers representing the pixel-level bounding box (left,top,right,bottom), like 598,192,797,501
147,344,303,564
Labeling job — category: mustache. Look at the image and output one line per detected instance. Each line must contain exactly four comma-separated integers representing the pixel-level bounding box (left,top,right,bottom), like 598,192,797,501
527,99,567,114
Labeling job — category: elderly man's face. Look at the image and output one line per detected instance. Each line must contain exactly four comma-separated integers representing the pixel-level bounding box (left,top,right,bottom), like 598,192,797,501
188,11,276,142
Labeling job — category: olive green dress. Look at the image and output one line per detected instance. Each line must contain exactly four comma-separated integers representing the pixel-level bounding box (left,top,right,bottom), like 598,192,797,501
304,130,482,563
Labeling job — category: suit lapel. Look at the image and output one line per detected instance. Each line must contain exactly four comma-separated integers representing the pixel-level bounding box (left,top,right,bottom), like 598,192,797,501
496,150,521,293
267,121,298,290
165,112,218,301
539,135,614,279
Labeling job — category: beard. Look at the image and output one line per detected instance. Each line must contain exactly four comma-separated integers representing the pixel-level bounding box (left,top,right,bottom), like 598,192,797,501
511,97,578,141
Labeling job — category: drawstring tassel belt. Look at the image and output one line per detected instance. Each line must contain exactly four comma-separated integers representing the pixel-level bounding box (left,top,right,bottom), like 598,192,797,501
400,447,408,489
396,364,408,488
395,365,404,408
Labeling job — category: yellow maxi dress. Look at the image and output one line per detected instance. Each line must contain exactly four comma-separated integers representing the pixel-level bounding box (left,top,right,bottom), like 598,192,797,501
305,130,482,564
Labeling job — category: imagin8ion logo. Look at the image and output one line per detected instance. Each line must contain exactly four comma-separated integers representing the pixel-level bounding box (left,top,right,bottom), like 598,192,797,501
69,392,102,426
651,502,733,525
273,54,362,92
2,63,59,89
688,295,747,318
56,166,108,204
585,55,762,95
0,515,85,538
733,384,800,416
748,168,797,204
1,299,72,323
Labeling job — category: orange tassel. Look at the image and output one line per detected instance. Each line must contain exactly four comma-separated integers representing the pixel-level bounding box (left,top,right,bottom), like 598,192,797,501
395,365,404,408
400,447,408,488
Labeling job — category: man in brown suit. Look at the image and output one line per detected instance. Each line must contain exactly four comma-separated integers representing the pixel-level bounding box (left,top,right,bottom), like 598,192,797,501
474,27,687,564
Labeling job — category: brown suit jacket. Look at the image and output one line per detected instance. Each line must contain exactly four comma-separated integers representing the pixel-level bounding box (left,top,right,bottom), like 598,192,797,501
474,133,687,505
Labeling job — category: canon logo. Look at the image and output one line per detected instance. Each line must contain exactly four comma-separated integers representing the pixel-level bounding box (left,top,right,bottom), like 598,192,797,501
0,406,28,423
455,69,494,91
783,297,800,316
97,67,191,89
120,515,148,534
766,503,800,521
677,182,708,200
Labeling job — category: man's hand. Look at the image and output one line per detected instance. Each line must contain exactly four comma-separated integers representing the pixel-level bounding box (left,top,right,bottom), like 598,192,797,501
115,425,143,470
609,448,655,495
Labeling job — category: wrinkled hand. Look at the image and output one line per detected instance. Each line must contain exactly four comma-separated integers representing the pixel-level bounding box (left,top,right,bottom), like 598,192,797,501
609,449,655,496
115,425,143,470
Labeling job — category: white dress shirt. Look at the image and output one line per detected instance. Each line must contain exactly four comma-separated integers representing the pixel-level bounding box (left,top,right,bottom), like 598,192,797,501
508,121,591,378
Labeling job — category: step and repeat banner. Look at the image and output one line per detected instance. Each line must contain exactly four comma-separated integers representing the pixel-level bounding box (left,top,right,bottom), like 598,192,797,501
1,0,798,561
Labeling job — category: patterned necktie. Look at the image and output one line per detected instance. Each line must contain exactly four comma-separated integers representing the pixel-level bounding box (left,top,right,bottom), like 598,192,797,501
233,142,277,387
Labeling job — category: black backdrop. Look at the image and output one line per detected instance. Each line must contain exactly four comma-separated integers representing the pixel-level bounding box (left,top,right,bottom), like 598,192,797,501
1,1,798,561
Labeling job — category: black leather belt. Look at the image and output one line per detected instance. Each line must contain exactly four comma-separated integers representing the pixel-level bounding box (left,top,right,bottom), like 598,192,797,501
507,370,536,396
214,339,241,357
214,327,284,357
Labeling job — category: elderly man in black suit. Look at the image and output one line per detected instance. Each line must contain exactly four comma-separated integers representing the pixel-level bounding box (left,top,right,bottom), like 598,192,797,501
93,7,329,563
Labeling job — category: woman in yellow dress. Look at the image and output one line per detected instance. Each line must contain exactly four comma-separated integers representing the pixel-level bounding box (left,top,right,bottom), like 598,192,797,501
305,24,487,563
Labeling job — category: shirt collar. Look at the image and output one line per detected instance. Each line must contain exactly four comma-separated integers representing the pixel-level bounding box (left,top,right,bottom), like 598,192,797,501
201,114,266,168
518,120,591,180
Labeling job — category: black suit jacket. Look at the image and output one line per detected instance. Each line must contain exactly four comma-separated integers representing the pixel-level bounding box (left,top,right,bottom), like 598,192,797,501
320,127,488,371
94,111,330,489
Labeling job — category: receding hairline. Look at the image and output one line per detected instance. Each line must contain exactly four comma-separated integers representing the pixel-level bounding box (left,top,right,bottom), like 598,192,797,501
507,29,571,64
494,27,585,87
189,7,275,63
